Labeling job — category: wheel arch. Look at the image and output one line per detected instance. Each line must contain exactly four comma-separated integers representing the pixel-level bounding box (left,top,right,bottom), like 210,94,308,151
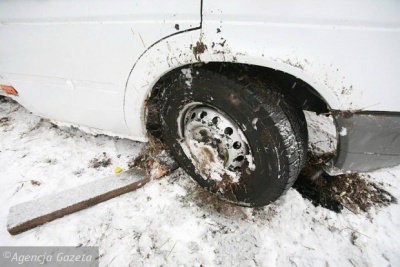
123,30,340,141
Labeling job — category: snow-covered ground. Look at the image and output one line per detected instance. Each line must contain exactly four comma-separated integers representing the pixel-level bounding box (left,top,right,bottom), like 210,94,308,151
1,98,399,266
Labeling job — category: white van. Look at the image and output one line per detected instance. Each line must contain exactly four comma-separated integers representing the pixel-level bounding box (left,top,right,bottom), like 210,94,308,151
1,1,399,206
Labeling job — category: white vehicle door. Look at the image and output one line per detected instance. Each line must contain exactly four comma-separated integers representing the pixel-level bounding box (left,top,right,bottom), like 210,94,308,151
0,0,201,139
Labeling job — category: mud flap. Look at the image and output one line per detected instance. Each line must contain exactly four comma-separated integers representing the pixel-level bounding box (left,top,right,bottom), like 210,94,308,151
326,111,400,173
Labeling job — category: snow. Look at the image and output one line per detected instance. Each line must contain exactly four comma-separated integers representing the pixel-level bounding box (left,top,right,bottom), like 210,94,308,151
251,118,258,130
181,68,193,87
245,155,256,171
1,99,400,266
7,168,146,234
180,139,239,183
340,127,348,136
304,111,337,155
274,118,298,157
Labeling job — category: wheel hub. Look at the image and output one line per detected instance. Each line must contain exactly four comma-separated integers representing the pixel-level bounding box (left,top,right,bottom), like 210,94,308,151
179,104,254,182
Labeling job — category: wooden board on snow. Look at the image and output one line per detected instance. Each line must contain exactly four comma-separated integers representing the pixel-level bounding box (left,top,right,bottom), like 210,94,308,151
7,168,150,235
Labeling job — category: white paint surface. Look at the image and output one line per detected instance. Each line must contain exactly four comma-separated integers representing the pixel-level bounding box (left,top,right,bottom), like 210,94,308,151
0,0,201,139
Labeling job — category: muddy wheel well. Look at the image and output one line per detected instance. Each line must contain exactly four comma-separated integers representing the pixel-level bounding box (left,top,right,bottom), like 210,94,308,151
145,62,330,138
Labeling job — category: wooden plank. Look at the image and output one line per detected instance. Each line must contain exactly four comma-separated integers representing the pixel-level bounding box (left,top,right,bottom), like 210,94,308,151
7,168,150,235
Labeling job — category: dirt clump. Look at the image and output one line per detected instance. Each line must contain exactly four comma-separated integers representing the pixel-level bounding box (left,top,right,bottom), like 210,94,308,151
129,137,178,179
192,41,207,61
89,152,112,168
294,152,397,213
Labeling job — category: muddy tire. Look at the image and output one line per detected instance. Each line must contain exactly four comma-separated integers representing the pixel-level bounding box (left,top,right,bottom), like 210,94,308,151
158,68,308,206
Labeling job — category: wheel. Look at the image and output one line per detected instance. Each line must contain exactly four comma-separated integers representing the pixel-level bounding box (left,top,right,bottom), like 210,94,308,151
158,68,308,206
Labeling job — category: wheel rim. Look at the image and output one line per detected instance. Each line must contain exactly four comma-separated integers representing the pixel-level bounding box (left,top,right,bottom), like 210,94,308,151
178,103,255,184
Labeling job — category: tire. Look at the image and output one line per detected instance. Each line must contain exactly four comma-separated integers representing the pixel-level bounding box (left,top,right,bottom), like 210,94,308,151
158,68,308,206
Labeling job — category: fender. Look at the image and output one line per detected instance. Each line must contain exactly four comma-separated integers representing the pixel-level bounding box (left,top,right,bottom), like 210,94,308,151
124,30,341,140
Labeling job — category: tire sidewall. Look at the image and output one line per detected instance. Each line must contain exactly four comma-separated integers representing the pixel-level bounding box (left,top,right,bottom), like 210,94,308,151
160,69,293,205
